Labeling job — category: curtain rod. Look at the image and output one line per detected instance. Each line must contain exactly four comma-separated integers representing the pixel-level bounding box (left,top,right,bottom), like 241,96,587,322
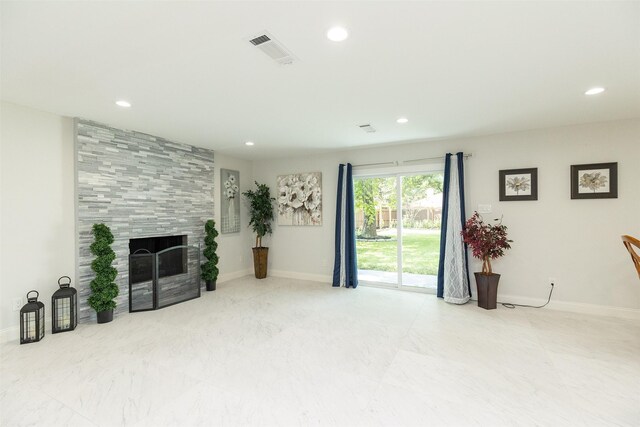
352,153,472,169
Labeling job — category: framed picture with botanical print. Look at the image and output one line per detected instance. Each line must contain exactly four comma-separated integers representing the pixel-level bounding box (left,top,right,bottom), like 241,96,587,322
221,169,240,233
571,162,618,199
499,168,538,201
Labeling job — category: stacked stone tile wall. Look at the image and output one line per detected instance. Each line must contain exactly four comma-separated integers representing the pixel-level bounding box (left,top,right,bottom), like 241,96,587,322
75,119,214,322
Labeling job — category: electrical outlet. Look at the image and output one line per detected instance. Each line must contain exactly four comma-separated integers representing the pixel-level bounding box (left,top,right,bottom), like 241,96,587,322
12,297,23,311
548,277,557,286
477,204,492,214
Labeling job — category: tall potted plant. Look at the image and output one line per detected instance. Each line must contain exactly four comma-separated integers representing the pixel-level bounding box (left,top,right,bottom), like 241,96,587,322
461,212,512,310
201,219,219,291
88,223,119,323
243,181,275,279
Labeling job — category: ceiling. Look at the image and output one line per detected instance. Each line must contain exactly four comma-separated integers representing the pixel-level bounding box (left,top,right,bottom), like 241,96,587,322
2,1,639,160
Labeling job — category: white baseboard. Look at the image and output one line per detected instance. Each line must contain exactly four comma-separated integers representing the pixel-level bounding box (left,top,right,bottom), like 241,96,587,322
269,270,640,321
0,319,54,345
270,269,332,284
3,273,636,345
0,325,19,345
490,293,640,320
217,269,252,283
1,270,254,345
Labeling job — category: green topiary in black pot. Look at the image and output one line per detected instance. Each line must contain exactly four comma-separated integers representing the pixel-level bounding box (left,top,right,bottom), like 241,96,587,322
201,219,219,291
88,223,119,323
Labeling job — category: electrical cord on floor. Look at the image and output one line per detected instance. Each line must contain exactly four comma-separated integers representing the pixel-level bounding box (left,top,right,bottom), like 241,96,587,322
500,283,554,309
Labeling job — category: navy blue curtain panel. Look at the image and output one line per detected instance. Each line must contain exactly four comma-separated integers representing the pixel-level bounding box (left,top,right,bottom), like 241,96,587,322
437,153,471,303
332,164,344,287
332,163,358,288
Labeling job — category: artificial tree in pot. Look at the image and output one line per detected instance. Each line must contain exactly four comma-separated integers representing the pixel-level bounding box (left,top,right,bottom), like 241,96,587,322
88,223,119,323
243,181,275,279
201,219,219,291
461,212,512,310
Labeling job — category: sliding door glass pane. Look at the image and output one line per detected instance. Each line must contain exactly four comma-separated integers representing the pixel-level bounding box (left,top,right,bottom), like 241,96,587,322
355,176,398,285
400,174,443,290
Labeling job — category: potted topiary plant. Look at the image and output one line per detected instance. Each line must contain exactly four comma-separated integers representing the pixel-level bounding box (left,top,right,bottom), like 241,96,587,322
201,219,219,291
88,223,119,323
242,181,275,279
461,212,512,310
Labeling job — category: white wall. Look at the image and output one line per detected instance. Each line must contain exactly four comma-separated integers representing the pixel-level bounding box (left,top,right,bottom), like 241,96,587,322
213,153,254,281
253,119,640,313
2,100,637,336
0,102,75,334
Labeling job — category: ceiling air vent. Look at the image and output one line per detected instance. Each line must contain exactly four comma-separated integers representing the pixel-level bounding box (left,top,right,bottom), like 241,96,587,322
249,35,271,46
359,124,377,133
248,31,297,65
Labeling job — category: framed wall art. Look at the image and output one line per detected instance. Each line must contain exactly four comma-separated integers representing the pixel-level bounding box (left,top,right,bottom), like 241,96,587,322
499,168,538,201
571,162,618,199
277,172,322,226
221,169,240,233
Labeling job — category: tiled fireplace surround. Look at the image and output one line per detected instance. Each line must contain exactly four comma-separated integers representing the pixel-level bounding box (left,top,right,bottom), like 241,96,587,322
75,119,215,322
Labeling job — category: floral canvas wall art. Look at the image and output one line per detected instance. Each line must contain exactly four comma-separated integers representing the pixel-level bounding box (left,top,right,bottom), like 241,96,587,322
277,172,322,226
221,169,240,233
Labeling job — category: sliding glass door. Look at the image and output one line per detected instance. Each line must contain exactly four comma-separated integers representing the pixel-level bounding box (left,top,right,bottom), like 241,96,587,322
400,174,442,289
355,176,398,285
354,172,443,292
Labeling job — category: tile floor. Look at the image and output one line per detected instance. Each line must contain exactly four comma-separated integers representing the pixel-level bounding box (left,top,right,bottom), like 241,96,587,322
1,276,639,426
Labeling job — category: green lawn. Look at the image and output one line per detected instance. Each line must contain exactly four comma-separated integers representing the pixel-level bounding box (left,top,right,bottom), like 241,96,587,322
356,231,440,275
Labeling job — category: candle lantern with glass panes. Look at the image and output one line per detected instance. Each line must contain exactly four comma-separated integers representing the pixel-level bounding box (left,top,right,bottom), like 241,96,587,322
20,291,45,344
52,276,77,333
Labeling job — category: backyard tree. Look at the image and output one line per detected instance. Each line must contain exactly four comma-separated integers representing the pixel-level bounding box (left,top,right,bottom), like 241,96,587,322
402,174,442,202
355,173,444,237
377,177,397,210
402,174,443,226
355,178,378,238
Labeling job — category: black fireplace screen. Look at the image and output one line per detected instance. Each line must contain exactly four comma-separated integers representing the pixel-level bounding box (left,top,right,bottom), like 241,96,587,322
129,242,201,312
130,235,187,284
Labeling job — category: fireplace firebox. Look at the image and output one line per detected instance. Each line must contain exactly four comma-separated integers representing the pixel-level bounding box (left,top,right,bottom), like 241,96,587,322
128,235,201,312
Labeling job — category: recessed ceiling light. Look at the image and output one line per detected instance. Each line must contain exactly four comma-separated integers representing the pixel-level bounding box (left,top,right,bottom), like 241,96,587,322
245,141,254,146
115,100,131,108
327,27,348,42
396,117,409,124
585,87,605,95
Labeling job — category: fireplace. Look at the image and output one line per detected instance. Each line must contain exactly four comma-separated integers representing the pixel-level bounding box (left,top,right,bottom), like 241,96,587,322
128,235,200,312
130,235,188,283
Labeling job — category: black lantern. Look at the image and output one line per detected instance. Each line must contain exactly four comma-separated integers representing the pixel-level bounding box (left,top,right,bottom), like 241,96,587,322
52,276,77,333
20,291,45,344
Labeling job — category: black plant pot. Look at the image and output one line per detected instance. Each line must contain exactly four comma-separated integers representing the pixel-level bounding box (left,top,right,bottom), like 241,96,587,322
475,273,500,310
97,309,113,324
206,280,216,291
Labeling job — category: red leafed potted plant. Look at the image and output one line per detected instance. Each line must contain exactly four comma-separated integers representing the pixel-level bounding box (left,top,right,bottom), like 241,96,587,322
461,212,512,310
